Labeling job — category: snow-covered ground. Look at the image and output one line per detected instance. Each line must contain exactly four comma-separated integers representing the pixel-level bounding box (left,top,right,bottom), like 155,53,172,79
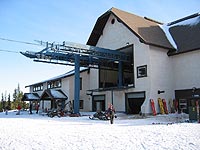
0,110,200,150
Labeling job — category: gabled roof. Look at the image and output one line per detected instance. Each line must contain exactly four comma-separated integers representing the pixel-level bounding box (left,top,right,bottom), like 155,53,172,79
167,13,200,55
40,89,68,100
87,7,174,50
22,93,40,101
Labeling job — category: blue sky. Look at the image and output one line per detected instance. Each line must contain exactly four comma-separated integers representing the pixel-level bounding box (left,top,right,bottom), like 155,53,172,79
0,0,199,98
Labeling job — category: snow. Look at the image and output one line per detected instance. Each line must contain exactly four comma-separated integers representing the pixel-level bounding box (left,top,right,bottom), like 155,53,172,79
50,90,67,99
0,110,200,150
160,24,177,49
26,67,88,87
160,14,200,50
26,93,39,100
172,15,200,26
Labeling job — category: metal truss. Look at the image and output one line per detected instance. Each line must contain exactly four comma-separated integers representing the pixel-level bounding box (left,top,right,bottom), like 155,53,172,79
20,41,131,114
20,41,131,69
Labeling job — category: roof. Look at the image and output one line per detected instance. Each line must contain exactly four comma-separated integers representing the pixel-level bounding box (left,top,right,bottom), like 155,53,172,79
22,93,40,101
40,89,68,100
166,13,200,55
26,67,88,87
87,7,200,55
87,7,174,50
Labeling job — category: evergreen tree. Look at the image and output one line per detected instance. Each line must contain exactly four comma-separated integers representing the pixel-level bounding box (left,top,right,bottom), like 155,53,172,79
0,93,3,111
13,88,17,102
1,93,6,111
2,93,5,110
4,91,7,101
8,93,11,110
1,93,3,101
11,84,25,110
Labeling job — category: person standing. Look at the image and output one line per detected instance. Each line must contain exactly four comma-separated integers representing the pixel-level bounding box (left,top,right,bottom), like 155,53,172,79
107,103,116,124
5,105,9,115
16,104,21,115
29,102,33,114
36,103,39,114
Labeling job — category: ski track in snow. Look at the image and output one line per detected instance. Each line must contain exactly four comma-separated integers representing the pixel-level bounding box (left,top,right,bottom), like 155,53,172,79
0,111,200,150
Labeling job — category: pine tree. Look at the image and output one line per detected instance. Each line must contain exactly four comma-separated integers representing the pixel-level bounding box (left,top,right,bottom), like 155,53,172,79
13,89,17,102
1,93,3,101
0,93,3,111
11,84,25,110
8,93,11,110
4,91,7,101
1,93,5,111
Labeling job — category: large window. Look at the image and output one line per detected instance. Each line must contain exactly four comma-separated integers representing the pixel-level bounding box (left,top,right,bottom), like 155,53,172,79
47,79,61,89
99,45,134,88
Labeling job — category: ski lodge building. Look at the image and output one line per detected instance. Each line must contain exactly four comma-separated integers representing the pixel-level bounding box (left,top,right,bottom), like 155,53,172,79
23,8,200,115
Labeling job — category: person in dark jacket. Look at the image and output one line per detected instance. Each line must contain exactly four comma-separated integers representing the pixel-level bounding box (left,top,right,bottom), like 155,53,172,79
29,102,33,114
36,103,39,114
107,103,116,124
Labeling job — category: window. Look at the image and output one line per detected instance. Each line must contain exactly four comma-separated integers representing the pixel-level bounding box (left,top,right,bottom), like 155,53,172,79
33,84,43,92
137,65,147,78
99,44,134,88
80,77,82,90
72,100,84,109
47,79,61,89
111,18,115,24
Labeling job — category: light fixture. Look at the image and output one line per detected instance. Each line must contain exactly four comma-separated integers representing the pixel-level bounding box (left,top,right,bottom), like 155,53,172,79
86,90,93,96
192,87,196,93
158,90,165,94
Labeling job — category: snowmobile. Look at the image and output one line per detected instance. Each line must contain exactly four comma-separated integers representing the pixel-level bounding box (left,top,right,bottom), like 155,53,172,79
89,111,110,120
89,110,117,123
47,109,61,118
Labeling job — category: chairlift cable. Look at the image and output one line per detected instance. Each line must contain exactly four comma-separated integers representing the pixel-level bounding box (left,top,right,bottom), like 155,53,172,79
0,37,41,46
0,49,19,54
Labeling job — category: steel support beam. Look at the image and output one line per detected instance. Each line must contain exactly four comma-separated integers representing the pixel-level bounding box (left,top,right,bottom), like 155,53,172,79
118,61,123,87
74,54,80,114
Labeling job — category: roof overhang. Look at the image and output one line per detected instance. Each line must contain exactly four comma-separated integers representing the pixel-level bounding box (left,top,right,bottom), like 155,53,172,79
40,89,68,100
22,93,40,101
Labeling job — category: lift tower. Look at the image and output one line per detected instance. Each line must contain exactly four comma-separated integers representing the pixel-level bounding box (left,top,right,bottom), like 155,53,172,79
21,41,131,114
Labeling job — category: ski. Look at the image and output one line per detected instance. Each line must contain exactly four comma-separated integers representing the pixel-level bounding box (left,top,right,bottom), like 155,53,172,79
162,99,168,114
158,98,165,114
150,99,156,116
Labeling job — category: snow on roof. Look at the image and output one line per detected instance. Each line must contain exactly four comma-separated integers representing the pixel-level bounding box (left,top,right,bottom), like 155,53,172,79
173,15,200,26
160,13,200,50
168,12,200,26
40,89,68,100
160,24,177,49
22,93,40,101
43,67,88,82
50,90,67,99
26,67,88,87
26,93,39,100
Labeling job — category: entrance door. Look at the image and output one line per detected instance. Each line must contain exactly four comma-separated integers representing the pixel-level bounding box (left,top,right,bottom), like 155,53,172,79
126,92,145,114
92,95,105,111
